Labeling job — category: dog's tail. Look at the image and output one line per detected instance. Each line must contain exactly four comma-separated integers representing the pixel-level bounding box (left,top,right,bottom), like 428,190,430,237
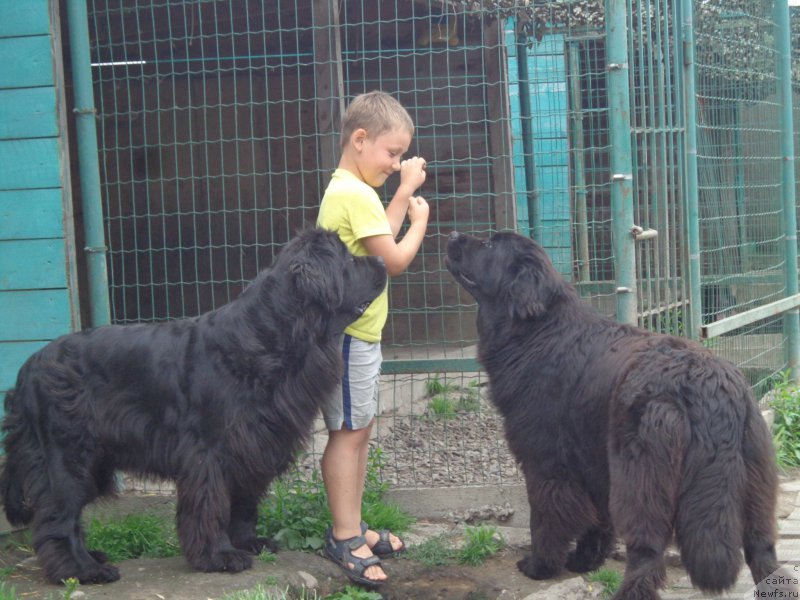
1,388,34,526
674,364,776,593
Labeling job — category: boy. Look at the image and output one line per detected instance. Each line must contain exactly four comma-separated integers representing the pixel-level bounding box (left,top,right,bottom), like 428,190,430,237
317,90,429,586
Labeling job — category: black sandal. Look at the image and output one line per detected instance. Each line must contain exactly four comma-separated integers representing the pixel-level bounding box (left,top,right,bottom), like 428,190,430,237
360,521,406,558
323,528,385,587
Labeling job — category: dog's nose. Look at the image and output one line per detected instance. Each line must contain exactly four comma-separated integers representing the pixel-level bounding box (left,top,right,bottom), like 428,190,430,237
449,231,461,241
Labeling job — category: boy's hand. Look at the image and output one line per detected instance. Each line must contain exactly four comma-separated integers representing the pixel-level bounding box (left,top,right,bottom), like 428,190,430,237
399,157,427,194
407,195,429,225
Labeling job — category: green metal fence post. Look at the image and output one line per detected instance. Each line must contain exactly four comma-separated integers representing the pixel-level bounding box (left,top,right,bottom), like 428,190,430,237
774,0,800,380
605,0,637,325
66,0,111,326
516,30,540,239
679,0,702,340
568,42,590,283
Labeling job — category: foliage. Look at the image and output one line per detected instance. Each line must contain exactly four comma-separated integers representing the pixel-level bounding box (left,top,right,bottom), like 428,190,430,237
768,371,800,469
61,578,80,600
221,582,382,600
221,584,320,600
587,568,623,599
85,514,180,562
325,586,384,600
404,525,503,567
457,525,505,566
258,468,331,551
405,533,457,567
0,582,16,600
426,377,482,420
258,449,412,552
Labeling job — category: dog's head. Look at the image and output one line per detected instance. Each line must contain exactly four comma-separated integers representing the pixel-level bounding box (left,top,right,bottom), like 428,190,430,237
446,231,567,320
274,228,387,335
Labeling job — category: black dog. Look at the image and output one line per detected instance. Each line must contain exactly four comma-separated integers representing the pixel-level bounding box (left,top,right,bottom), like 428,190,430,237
446,230,785,599
0,228,386,584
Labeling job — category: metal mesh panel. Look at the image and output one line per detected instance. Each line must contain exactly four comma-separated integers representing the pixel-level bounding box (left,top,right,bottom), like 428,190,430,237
692,0,785,391
82,0,795,491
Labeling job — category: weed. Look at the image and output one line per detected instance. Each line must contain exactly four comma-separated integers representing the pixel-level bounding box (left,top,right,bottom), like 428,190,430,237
428,394,458,419
85,514,181,561
0,567,15,579
457,525,504,566
361,450,413,534
425,378,483,420
768,371,800,469
259,550,278,564
0,582,16,600
61,578,79,600
404,533,455,567
258,449,412,552
257,469,331,551
221,583,317,600
587,568,623,598
426,375,458,396
458,381,482,412
5,532,33,555
326,585,383,599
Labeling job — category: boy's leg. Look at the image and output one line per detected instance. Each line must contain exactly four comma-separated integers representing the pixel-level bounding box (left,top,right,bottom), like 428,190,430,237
321,335,387,582
322,423,387,582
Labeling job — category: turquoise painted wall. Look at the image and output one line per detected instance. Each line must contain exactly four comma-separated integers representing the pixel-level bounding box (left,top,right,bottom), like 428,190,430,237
504,22,573,278
0,1,80,404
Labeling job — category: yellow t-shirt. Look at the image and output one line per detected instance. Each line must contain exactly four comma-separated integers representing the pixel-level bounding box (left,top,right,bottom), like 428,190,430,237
317,168,392,342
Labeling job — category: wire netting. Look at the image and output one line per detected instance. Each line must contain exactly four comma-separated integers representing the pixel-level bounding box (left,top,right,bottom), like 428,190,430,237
82,0,797,491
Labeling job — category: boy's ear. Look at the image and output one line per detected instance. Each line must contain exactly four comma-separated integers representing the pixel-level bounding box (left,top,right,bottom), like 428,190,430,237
351,128,367,150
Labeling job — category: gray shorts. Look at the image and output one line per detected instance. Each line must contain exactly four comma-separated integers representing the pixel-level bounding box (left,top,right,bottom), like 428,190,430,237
321,334,382,431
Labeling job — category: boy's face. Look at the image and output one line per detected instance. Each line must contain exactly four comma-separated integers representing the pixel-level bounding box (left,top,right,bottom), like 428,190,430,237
352,127,413,188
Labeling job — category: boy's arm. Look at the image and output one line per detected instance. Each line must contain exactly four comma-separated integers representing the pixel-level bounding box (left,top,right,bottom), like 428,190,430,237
363,196,429,277
386,157,426,238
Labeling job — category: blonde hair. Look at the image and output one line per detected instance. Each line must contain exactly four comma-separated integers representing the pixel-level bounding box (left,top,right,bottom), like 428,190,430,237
340,91,414,150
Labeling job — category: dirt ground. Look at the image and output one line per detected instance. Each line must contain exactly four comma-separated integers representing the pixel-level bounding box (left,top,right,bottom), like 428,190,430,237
0,494,678,600
0,531,631,600
6,475,800,600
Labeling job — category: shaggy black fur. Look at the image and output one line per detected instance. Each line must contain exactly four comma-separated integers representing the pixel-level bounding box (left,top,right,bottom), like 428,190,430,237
446,230,786,600
0,228,386,585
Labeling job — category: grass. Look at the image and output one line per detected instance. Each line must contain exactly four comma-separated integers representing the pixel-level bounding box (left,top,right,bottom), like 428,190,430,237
0,582,16,600
85,514,181,561
0,579,85,600
425,376,483,420
220,584,382,600
404,525,504,568
457,525,504,566
257,448,413,552
587,568,623,598
61,578,80,600
325,586,383,600
221,584,319,600
0,449,409,599
767,370,800,469
404,533,454,567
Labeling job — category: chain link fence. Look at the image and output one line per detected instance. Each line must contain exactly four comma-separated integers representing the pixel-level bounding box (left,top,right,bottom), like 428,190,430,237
83,0,798,490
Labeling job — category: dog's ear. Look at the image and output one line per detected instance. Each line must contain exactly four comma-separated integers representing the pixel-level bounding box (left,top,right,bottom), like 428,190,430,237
290,260,342,309
507,263,550,319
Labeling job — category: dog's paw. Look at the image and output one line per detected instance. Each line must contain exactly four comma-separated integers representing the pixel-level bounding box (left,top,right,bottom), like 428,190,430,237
516,555,560,580
208,548,254,573
566,548,606,573
76,563,121,584
235,536,278,555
